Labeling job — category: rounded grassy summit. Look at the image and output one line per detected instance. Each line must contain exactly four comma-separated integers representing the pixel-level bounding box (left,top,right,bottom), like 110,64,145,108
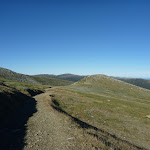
71,74,150,100
50,74,150,149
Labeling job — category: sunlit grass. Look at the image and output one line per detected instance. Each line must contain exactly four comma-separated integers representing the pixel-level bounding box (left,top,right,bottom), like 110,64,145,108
50,75,150,149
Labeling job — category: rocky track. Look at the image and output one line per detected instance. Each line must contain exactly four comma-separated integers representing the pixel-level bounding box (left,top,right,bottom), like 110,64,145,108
23,89,82,150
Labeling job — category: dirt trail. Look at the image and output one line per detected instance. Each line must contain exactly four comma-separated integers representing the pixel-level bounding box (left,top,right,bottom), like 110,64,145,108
0,88,145,150
24,89,81,150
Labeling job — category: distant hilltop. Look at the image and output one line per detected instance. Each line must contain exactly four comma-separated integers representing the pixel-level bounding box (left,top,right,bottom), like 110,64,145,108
34,73,85,82
0,67,150,90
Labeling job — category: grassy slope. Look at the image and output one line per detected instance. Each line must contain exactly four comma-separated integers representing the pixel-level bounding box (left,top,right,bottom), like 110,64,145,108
0,77,48,94
0,67,73,123
0,77,49,122
115,77,150,90
50,75,150,149
0,67,39,84
0,67,73,86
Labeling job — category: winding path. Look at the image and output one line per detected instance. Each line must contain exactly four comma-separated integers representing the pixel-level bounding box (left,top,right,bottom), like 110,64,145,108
24,89,79,150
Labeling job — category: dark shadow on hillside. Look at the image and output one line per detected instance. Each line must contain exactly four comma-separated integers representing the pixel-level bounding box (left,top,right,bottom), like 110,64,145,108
0,97,37,150
51,99,145,150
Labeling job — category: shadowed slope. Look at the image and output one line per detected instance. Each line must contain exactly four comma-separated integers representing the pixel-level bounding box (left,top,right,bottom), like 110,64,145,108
0,97,37,150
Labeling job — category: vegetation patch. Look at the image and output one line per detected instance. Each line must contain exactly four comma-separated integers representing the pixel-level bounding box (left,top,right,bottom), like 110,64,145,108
49,75,150,149
0,78,48,123
50,93,146,150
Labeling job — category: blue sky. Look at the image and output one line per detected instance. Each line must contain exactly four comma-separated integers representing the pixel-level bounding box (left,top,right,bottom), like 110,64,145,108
0,0,150,77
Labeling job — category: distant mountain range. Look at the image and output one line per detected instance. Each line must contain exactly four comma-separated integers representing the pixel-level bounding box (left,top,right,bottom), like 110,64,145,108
1,67,150,90
34,73,85,82
35,73,150,90
113,77,150,90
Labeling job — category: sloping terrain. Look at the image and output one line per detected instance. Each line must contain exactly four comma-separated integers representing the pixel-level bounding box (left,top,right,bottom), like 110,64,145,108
23,90,95,150
72,75,150,99
114,77,150,90
0,77,48,123
1,88,120,150
35,73,85,82
0,67,39,84
50,75,150,149
55,74,85,82
0,67,73,86
0,67,73,124
1,69,150,149
31,76,73,86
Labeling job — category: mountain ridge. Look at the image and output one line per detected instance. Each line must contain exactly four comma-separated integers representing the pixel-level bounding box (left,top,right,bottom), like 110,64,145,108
114,77,150,90
1,67,150,90
35,73,85,82
0,67,73,86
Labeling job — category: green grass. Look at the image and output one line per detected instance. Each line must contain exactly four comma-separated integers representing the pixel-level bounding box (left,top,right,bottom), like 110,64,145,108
116,77,150,90
0,67,74,86
50,75,150,149
0,77,48,96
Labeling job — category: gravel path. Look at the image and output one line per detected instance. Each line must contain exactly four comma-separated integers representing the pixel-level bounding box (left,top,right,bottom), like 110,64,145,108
24,89,80,150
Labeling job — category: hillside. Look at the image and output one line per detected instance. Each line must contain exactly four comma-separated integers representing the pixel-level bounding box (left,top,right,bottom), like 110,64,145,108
1,68,150,149
0,77,48,122
31,76,73,86
0,67,73,86
50,75,150,149
114,77,150,90
35,73,85,82
72,75,150,100
0,67,39,84
0,67,73,122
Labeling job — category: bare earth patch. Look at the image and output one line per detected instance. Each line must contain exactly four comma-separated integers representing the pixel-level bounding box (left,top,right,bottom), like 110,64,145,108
146,115,150,119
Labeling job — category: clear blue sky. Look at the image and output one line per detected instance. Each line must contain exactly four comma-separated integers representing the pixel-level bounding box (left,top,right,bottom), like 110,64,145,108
0,0,150,77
